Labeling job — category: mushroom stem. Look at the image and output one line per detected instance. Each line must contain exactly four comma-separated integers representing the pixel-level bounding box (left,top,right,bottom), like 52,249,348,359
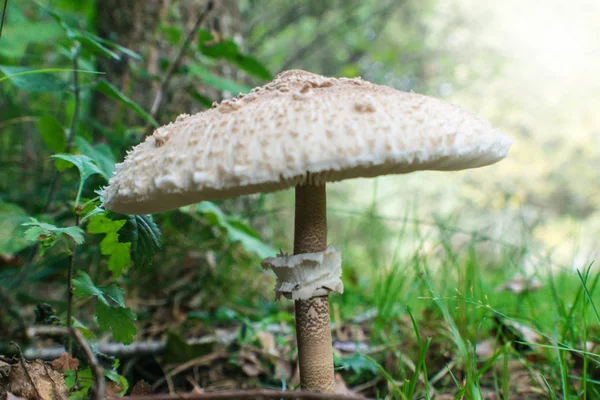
293,183,335,393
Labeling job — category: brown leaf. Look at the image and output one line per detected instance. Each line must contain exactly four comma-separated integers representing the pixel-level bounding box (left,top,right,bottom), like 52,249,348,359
131,380,153,396
9,360,67,400
257,331,278,356
106,381,124,397
51,352,79,373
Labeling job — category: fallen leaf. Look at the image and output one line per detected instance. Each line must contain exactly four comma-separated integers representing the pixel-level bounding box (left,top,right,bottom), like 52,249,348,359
106,381,123,397
8,360,67,400
131,380,153,396
51,352,79,373
257,331,278,356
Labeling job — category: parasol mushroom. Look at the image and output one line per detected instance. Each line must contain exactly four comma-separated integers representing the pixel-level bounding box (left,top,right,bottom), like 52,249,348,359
102,69,513,393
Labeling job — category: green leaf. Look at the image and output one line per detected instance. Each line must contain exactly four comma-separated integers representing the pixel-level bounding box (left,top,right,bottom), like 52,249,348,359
52,154,102,180
72,270,104,299
187,89,213,108
65,366,92,398
188,64,252,94
95,80,158,127
75,137,116,179
88,214,132,278
118,214,162,268
85,31,142,60
72,271,137,344
80,200,105,223
64,369,77,390
73,270,125,306
193,202,275,258
0,202,31,255
232,54,272,81
335,353,379,375
22,217,84,254
104,368,129,396
0,65,68,92
72,32,120,60
96,301,137,344
37,115,67,153
197,32,272,80
107,243,131,277
0,21,63,57
71,318,96,341
51,154,102,207
160,25,183,45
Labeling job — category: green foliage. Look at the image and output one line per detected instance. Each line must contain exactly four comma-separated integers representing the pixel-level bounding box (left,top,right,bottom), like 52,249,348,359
64,366,93,399
95,80,158,127
190,201,275,259
73,270,137,344
335,353,378,375
75,137,116,179
118,214,162,268
198,29,272,80
0,202,31,255
37,115,67,153
22,217,84,255
95,302,137,344
0,21,62,57
71,318,96,341
103,360,129,395
51,154,103,207
0,65,68,92
87,215,131,278
188,64,252,94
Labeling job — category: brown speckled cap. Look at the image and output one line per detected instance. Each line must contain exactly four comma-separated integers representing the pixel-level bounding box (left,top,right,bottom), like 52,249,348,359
102,69,513,214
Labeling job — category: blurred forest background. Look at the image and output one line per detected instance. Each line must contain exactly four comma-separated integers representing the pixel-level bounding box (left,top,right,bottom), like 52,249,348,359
1,0,599,398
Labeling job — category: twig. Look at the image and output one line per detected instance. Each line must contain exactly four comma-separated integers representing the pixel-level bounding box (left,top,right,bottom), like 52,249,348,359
65,211,81,352
148,0,214,123
0,0,8,39
25,323,291,360
114,390,366,400
152,352,230,392
71,328,105,400
10,342,43,399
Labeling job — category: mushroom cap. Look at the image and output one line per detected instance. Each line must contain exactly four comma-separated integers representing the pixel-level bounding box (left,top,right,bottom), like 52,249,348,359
102,69,513,214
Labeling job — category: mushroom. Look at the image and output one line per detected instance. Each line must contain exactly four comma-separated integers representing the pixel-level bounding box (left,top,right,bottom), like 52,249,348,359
102,69,513,393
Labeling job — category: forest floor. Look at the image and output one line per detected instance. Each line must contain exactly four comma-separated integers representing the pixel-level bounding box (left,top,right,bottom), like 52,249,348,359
2,224,599,400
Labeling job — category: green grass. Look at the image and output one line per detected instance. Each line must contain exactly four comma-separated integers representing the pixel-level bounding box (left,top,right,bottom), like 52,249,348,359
320,202,600,399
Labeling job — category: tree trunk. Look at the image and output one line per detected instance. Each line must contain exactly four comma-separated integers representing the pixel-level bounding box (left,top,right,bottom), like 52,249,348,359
94,0,241,128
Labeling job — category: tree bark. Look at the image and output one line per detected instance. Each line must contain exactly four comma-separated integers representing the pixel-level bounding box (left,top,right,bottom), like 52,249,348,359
94,0,241,127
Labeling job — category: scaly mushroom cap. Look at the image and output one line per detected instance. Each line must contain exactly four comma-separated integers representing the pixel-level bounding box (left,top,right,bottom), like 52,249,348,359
102,69,513,214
